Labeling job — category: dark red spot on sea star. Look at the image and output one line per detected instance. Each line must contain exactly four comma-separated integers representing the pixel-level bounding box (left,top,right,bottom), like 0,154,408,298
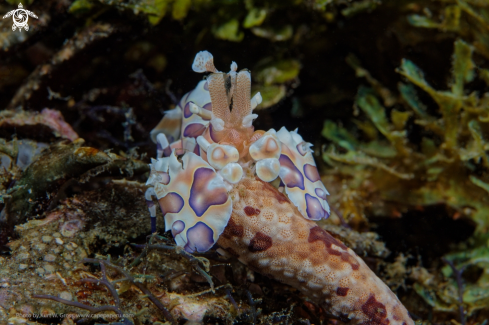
248,232,272,252
329,249,342,256
341,251,360,270
361,294,389,325
244,206,260,216
308,226,360,270
308,226,347,250
336,287,349,296
222,218,243,238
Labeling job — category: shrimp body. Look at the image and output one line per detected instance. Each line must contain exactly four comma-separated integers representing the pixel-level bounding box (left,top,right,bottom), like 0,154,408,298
145,51,414,324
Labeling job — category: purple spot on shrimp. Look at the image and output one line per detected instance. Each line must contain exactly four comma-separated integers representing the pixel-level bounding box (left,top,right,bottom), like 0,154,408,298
315,188,327,200
305,193,326,220
146,200,155,208
184,222,215,253
183,123,206,138
158,192,184,215
278,155,305,190
159,172,170,185
304,164,321,183
296,142,309,156
202,103,212,120
209,124,219,142
178,93,190,109
189,168,228,217
184,102,192,118
171,220,185,237
193,144,200,155
163,147,172,157
204,81,209,91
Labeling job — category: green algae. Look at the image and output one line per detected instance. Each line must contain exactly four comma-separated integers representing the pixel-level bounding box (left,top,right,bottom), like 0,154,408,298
250,25,294,42
213,19,244,42
5,0,34,5
70,0,202,24
255,59,301,86
408,0,489,59
322,29,489,320
252,84,286,109
340,0,379,18
412,241,489,315
2,0,489,323
243,7,267,29
323,37,489,235
69,0,96,13
251,58,301,109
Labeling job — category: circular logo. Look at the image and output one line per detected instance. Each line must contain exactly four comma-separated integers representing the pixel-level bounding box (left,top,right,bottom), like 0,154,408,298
13,9,29,29
2,3,38,32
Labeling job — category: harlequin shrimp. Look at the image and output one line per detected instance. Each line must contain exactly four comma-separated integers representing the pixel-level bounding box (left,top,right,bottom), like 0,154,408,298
145,51,414,325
